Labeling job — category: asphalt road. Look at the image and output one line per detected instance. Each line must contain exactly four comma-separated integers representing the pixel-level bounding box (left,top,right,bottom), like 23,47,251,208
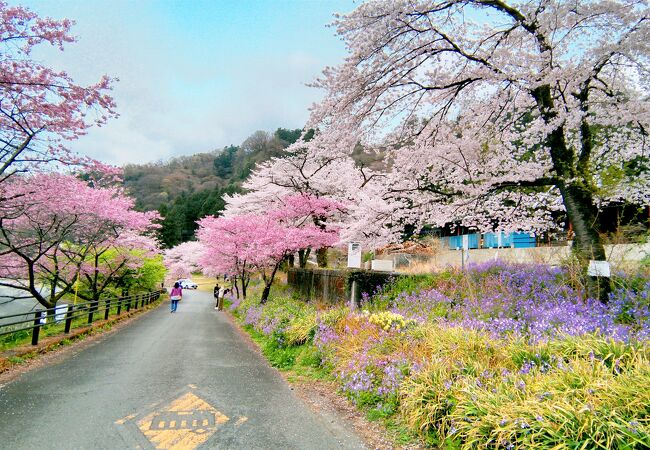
0,289,366,449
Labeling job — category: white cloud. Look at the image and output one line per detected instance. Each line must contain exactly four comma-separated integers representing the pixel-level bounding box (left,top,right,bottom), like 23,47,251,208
20,0,352,166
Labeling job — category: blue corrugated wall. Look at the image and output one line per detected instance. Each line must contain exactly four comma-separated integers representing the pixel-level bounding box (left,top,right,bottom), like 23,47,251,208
447,232,536,249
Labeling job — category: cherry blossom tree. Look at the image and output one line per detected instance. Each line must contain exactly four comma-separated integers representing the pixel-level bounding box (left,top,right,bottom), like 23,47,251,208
305,0,650,302
163,240,205,281
0,1,116,183
197,214,264,301
269,193,345,268
64,233,160,304
198,197,339,303
224,144,354,267
0,173,159,309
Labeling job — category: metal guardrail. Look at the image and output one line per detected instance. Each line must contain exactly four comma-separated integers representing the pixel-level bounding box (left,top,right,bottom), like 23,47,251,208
0,290,163,346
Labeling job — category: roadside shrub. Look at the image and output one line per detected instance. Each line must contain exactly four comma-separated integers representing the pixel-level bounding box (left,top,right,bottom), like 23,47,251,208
233,262,650,448
367,310,415,332
240,295,317,347
401,343,650,448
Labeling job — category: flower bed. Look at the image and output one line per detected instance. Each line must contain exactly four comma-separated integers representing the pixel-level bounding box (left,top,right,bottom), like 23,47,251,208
233,262,650,448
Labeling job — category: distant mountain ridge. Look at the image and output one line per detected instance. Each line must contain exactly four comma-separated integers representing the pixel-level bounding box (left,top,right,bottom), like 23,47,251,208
123,128,303,247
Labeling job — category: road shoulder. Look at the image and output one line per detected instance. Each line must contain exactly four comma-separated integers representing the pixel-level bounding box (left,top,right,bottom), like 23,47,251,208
221,307,407,450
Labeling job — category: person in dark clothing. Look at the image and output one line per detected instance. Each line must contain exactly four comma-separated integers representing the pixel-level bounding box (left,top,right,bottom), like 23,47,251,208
213,283,220,309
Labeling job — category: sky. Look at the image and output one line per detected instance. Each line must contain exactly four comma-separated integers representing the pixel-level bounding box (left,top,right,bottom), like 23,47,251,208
16,0,358,166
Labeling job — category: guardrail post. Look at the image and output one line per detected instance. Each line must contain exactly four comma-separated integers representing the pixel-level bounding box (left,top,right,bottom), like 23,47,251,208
140,294,145,308
126,297,131,312
117,299,122,316
104,299,111,321
32,311,43,345
64,305,74,333
88,304,94,324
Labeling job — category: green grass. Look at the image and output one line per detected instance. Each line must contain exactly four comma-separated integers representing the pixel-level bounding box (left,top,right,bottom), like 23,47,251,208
243,324,329,379
7,355,26,364
232,273,650,450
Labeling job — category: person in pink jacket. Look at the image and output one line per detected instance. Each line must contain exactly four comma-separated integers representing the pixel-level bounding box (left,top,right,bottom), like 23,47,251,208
169,282,182,313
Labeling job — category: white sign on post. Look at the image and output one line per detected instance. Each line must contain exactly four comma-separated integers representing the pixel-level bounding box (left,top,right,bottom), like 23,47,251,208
347,242,362,268
462,234,469,250
371,259,394,272
54,304,69,323
587,260,611,277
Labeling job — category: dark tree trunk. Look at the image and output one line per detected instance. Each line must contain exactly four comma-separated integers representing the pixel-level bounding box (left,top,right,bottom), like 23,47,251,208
532,84,611,303
558,182,610,302
260,284,271,304
240,277,247,300
238,270,250,300
316,247,328,268
298,249,310,268
287,253,295,268
232,276,240,299
260,263,281,304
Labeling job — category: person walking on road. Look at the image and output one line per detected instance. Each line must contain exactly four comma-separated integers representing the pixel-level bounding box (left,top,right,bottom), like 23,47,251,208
213,283,220,309
217,286,228,311
170,282,182,313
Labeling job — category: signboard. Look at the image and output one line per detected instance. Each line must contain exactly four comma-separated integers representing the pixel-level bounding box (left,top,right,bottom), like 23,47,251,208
347,242,361,268
371,259,393,272
55,304,69,322
462,234,469,251
587,260,611,277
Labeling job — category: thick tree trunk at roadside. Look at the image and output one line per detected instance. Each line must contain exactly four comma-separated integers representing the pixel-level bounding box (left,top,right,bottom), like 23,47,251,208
260,263,281,304
240,277,247,300
260,285,271,304
532,84,611,303
559,182,611,303
316,247,328,268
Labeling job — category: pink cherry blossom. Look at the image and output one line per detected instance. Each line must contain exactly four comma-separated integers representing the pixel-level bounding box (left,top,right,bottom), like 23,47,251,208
298,0,650,302
197,195,340,302
0,1,117,182
0,173,159,308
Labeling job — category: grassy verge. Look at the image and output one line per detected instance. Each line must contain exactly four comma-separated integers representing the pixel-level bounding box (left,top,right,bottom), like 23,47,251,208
242,323,330,380
229,282,424,448
230,263,650,449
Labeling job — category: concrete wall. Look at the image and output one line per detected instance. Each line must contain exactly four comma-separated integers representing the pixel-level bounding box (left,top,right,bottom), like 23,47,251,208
287,268,395,303
381,243,650,270
287,268,349,303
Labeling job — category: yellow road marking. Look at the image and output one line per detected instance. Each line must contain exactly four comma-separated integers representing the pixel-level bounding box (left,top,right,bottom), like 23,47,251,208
134,392,229,450
115,413,137,425
235,416,248,427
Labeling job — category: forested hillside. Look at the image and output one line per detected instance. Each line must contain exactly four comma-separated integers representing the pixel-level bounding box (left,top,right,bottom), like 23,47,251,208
124,128,303,247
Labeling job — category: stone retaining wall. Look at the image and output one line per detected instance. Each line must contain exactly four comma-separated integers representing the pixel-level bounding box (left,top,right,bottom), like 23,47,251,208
287,268,394,303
